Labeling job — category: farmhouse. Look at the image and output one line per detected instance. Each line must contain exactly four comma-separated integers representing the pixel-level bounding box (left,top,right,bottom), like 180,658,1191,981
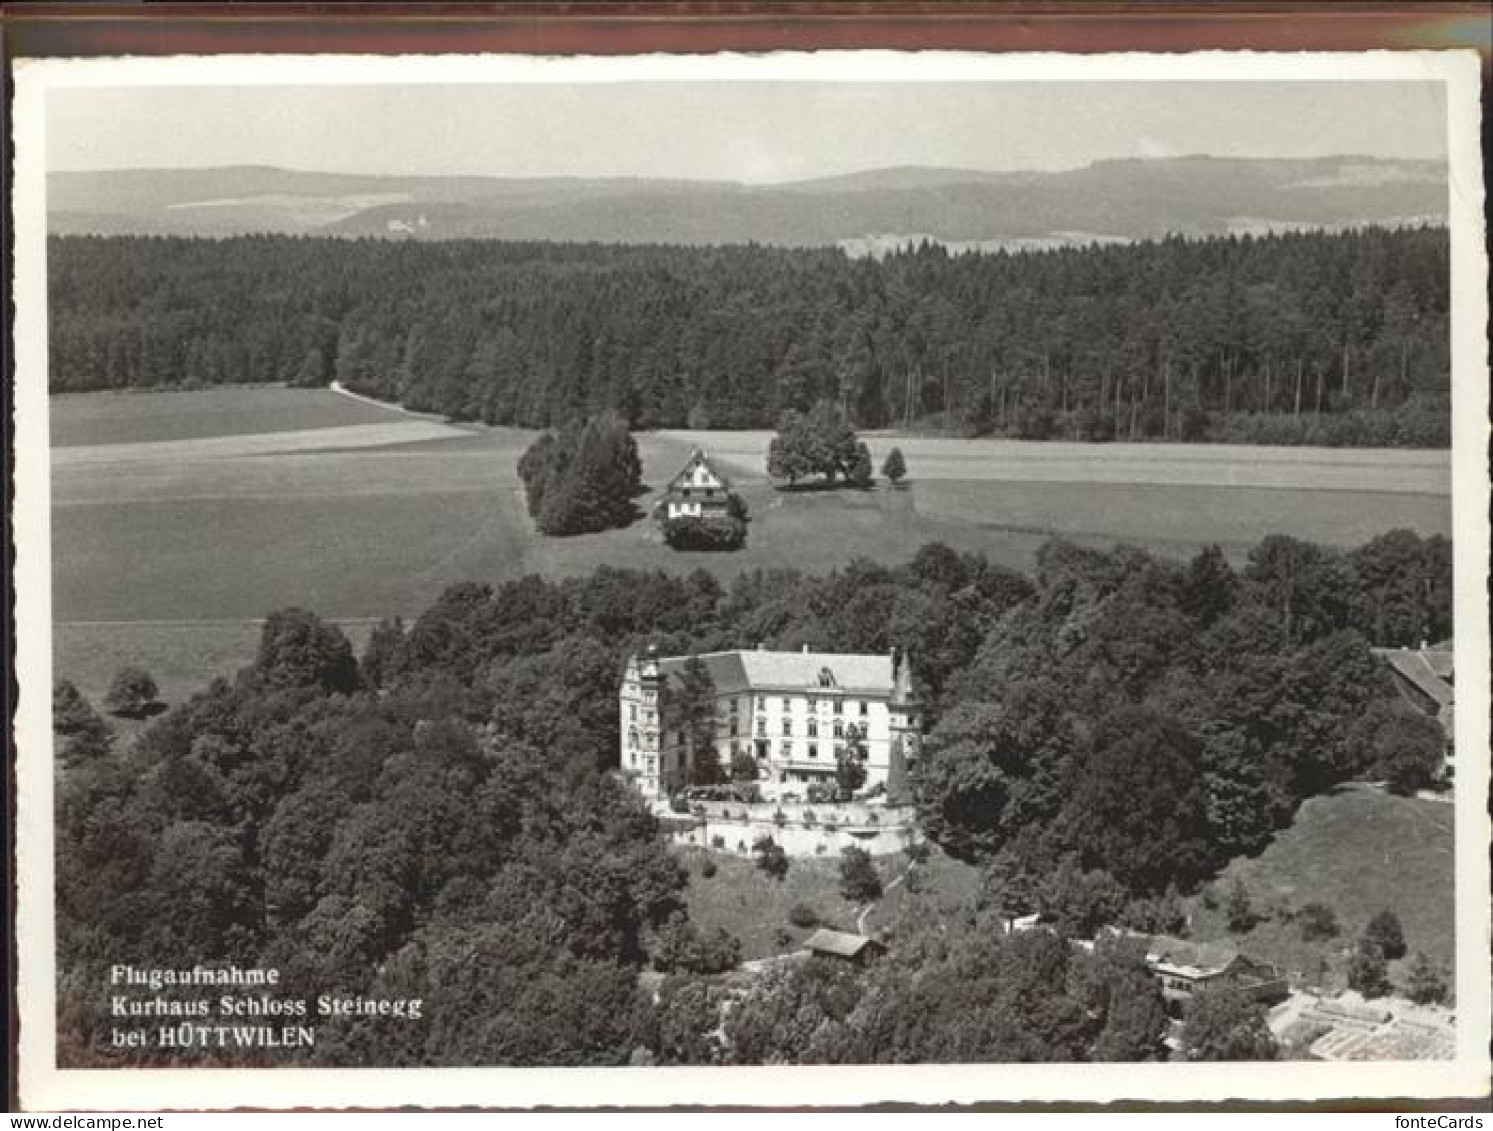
805,929,886,965
655,448,736,521
1144,935,1287,1011
618,645,921,803
1372,639,1455,777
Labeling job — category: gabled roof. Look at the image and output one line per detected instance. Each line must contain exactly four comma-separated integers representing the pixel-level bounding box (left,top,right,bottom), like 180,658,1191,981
805,929,882,958
655,649,895,696
1145,935,1241,978
1373,647,1455,708
663,448,734,497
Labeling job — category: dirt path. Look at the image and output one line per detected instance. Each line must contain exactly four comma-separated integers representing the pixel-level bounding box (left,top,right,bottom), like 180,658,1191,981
856,858,915,935
327,380,448,422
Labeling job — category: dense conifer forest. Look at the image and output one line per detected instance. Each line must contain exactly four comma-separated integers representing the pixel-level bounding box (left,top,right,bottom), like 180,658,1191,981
49,225,1449,446
57,529,1449,1066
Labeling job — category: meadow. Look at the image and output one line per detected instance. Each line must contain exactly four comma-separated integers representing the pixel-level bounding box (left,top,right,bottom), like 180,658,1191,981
48,387,1451,706
1186,785,1455,988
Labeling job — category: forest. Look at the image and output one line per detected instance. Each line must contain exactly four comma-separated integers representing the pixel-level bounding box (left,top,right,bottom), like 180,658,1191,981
49,224,1449,446
55,527,1449,1066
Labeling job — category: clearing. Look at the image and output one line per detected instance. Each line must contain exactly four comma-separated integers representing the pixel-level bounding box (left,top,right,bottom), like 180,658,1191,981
1186,784,1455,991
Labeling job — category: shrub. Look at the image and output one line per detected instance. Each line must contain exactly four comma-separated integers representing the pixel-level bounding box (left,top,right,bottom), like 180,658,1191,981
1225,879,1258,933
103,666,160,718
839,846,883,903
1364,910,1407,960
1402,952,1449,1005
904,839,931,865
1298,902,1340,941
881,446,907,485
661,515,748,551
1347,942,1391,998
752,835,789,880
788,903,820,929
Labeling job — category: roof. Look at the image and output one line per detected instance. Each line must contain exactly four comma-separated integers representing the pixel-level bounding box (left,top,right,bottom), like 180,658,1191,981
656,649,895,696
1145,936,1241,978
804,929,881,958
662,448,734,497
1373,647,1455,708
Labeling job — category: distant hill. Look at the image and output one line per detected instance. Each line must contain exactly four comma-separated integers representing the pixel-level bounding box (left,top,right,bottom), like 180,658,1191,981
48,156,1446,248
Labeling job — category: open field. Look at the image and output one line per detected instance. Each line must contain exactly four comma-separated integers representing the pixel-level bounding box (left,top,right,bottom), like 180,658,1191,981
1186,785,1454,990
49,385,407,447
675,848,865,961
660,430,1451,495
47,388,1452,704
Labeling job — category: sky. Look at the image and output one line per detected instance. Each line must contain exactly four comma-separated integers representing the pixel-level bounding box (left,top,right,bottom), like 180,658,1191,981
46,81,1447,182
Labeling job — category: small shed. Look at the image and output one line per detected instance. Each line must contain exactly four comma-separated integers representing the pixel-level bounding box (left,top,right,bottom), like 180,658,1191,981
804,928,886,965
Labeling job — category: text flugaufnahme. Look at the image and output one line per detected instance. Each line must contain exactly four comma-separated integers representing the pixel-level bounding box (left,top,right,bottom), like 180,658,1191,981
107,965,423,1051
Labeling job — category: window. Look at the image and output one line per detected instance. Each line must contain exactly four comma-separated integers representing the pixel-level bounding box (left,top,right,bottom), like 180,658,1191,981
729,697,739,714
756,718,766,737
629,704,637,721
807,718,818,738
682,487,691,497
859,700,868,716
818,668,835,688
806,696,817,712
808,743,819,759
782,718,792,737
833,720,844,739
729,718,739,737
833,698,843,714
628,727,638,749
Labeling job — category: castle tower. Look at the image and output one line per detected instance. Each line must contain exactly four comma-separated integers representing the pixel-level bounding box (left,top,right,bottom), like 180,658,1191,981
619,645,665,801
886,647,921,804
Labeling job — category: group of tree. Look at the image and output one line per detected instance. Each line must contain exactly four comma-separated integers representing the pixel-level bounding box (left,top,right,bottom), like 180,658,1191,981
54,524,1448,1066
517,413,643,535
51,226,1449,447
915,527,1451,924
767,402,875,488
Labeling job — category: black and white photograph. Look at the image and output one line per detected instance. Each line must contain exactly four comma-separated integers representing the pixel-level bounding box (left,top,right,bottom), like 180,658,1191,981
10,45,1489,1110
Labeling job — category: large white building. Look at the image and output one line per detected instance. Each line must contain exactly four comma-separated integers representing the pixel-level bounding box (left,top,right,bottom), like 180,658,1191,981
618,645,921,803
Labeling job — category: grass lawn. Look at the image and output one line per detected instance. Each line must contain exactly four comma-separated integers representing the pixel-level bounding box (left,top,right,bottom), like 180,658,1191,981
50,385,406,447
1185,784,1455,992
45,387,1453,713
676,848,865,961
860,846,984,938
53,618,381,709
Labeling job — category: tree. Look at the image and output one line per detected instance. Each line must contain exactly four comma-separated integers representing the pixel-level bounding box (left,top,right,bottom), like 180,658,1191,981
881,446,907,486
250,608,359,695
1402,952,1449,1005
53,680,113,764
834,748,867,801
1363,909,1407,960
752,835,789,880
664,656,720,788
1180,987,1279,1061
1298,902,1339,941
651,911,741,975
1355,703,1446,794
1225,879,1258,934
848,441,874,489
519,415,642,536
839,846,883,903
103,666,160,718
730,749,760,783
766,402,859,486
53,680,97,734
1347,941,1391,997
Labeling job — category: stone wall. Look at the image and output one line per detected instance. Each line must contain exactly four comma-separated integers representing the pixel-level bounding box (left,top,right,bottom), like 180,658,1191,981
663,801,920,858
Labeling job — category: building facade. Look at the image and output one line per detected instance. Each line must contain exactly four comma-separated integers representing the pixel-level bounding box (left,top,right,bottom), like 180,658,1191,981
655,448,735,521
618,646,921,804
